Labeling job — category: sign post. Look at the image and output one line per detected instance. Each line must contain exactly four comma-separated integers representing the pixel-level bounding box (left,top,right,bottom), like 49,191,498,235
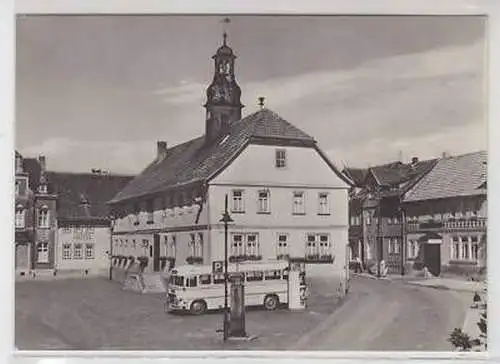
229,273,246,337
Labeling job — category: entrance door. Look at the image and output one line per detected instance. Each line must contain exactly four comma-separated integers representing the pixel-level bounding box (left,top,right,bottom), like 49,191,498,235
423,243,441,276
37,242,49,263
153,234,160,272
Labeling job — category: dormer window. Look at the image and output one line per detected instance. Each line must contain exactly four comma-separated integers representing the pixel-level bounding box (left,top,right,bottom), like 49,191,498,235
275,149,287,168
38,205,50,228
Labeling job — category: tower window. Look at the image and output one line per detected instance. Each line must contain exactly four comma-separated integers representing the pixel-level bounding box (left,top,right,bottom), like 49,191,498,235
38,207,50,228
275,149,287,168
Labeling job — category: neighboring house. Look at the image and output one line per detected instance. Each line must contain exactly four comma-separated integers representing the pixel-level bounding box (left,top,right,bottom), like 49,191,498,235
402,151,487,276
108,32,352,283
344,157,437,273
47,171,134,276
14,151,133,277
15,153,57,274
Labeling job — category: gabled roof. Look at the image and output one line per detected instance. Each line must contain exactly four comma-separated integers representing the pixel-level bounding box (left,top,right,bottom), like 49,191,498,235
46,172,134,219
403,151,487,202
343,168,369,187
109,108,348,204
369,159,437,188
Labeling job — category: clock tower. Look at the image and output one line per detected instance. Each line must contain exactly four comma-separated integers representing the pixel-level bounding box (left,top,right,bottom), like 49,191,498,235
204,30,244,143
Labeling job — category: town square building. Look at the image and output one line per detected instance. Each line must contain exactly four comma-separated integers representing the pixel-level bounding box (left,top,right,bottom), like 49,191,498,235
108,32,352,284
14,151,133,277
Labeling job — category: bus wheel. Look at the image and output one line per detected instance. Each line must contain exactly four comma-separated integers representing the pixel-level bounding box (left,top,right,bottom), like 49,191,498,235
263,294,279,311
190,300,207,315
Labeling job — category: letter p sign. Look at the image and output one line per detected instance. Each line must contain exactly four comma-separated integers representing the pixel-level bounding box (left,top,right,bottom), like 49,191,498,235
212,260,224,273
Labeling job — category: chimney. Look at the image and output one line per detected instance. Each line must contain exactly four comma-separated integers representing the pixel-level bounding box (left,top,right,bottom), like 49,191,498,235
442,152,448,158
157,141,167,162
15,153,23,174
411,157,419,164
38,155,48,194
38,155,46,172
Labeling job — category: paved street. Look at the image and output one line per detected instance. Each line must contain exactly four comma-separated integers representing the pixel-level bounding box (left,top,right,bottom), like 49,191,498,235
15,276,470,351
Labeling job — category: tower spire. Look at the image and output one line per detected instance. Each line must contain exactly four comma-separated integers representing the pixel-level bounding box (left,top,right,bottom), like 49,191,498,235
204,17,243,144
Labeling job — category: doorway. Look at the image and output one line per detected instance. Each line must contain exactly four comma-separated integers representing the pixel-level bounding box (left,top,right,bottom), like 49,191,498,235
423,242,441,276
153,234,161,272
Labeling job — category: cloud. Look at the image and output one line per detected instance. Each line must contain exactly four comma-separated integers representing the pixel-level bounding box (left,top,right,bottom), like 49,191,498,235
22,40,485,175
327,122,487,168
21,138,155,174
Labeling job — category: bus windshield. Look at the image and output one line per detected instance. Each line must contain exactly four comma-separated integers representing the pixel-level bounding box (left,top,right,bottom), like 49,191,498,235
169,275,184,287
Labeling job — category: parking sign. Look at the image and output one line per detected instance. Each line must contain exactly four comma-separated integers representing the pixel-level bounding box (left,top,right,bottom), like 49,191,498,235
212,260,224,273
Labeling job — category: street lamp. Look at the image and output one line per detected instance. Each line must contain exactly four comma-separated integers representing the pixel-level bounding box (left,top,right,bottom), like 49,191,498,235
219,194,234,341
399,206,406,276
108,214,115,280
376,204,381,278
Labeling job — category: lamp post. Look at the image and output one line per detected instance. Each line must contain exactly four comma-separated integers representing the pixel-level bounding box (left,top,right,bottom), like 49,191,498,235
376,204,381,278
108,214,115,280
399,206,406,276
219,194,233,341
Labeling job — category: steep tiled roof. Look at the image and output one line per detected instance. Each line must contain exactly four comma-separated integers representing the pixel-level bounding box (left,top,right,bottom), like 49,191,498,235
403,151,487,202
22,158,41,191
343,168,368,186
110,108,339,204
370,159,437,187
46,172,134,219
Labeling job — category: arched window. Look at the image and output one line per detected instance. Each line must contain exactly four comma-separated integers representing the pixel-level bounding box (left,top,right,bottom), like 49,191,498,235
15,205,25,228
38,205,50,228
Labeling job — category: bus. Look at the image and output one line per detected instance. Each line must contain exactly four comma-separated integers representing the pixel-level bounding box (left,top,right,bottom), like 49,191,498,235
166,260,292,315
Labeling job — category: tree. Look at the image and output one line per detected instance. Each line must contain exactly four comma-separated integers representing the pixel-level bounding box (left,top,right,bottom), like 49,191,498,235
448,302,487,351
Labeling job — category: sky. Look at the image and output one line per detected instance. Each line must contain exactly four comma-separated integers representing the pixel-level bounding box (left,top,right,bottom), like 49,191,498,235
15,15,487,174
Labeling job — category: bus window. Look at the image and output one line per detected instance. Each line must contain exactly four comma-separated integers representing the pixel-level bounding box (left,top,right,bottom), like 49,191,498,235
213,273,225,284
200,274,211,285
264,270,281,280
246,271,263,282
187,276,197,287
170,275,184,287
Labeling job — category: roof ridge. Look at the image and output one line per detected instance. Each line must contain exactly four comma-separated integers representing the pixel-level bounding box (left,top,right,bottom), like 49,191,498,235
46,170,134,177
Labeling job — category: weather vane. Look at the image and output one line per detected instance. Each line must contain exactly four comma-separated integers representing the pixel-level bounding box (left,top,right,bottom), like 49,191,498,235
222,17,231,45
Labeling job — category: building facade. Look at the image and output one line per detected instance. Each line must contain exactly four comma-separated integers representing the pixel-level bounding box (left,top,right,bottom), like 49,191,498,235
108,32,352,284
14,152,133,277
345,158,437,274
402,151,487,276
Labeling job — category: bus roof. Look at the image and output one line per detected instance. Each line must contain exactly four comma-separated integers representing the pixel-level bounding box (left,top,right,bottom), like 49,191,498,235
172,260,289,276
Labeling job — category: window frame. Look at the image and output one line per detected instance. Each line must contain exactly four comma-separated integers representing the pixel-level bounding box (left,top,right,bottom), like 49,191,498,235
318,193,330,215
275,149,287,169
73,243,83,260
277,233,289,258
85,243,95,259
38,207,50,228
231,189,245,213
257,190,271,214
15,207,25,229
62,243,72,260
292,191,306,215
